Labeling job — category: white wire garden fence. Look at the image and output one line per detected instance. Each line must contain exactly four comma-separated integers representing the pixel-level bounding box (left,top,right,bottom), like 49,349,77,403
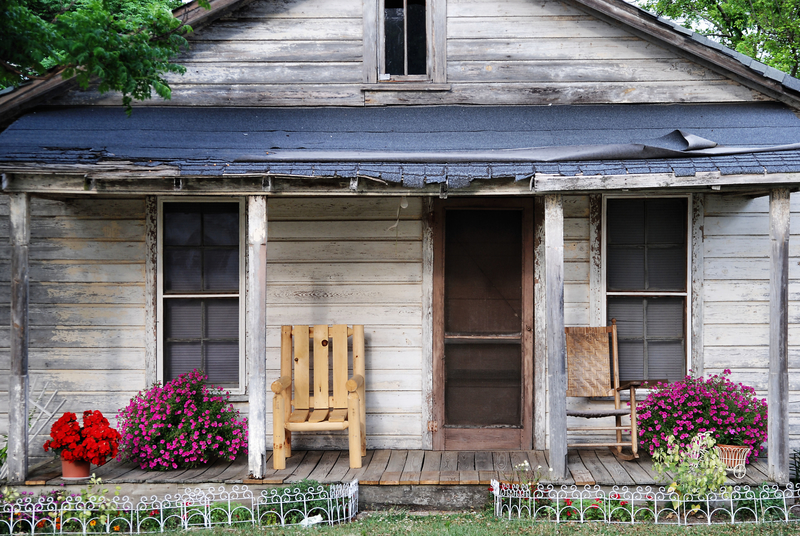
0,480,358,533
491,480,800,525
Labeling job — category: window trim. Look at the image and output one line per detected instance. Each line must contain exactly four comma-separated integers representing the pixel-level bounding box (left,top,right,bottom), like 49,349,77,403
601,194,692,380
364,0,446,84
156,197,247,395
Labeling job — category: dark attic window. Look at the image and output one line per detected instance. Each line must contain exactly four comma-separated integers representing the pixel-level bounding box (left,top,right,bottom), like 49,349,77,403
384,0,427,76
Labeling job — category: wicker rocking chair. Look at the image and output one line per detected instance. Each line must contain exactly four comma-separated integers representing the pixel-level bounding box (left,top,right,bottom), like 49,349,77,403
565,319,645,460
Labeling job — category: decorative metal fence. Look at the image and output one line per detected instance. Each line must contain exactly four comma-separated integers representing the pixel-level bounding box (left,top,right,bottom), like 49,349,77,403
491,480,800,525
0,481,358,533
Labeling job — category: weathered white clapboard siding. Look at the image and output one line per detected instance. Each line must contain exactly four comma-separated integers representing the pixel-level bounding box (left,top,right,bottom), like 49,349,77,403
703,193,800,449
52,0,763,107
265,197,425,449
0,197,147,459
0,196,8,439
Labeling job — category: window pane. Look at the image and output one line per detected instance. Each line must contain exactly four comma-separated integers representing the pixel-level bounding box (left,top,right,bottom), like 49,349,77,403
648,247,686,290
206,342,239,385
608,297,643,338
617,341,644,382
607,248,645,291
164,249,202,292
384,1,404,75
206,299,239,338
204,249,239,291
204,211,239,246
164,211,201,246
165,300,202,339
646,297,684,338
648,341,685,382
445,343,521,426
407,0,427,75
165,342,201,381
647,198,686,244
607,199,644,245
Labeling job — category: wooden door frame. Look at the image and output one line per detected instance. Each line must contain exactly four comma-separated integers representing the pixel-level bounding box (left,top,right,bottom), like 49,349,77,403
431,198,534,450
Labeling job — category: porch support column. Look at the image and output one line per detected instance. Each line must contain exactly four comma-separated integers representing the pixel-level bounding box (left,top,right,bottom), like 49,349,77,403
8,192,30,484
544,194,567,479
246,196,268,478
768,188,790,483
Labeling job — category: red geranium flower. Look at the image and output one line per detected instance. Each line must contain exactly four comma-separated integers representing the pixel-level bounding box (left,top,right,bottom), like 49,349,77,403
44,411,121,465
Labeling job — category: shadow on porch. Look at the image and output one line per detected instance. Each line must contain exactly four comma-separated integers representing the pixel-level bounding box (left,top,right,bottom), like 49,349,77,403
26,449,775,489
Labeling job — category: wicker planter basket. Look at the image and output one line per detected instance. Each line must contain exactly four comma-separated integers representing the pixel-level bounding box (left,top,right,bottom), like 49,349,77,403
715,444,751,479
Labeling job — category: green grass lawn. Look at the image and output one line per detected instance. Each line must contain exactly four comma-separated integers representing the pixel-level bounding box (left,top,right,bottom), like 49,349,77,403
191,510,800,536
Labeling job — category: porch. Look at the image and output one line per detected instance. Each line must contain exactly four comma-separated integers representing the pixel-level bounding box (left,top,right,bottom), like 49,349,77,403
23,449,776,509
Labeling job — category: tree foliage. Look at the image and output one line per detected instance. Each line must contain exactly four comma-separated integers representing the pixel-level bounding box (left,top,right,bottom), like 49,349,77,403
640,0,800,77
0,0,209,112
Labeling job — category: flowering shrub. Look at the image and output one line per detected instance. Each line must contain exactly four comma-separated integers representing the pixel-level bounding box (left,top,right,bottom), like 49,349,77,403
637,370,768,461
117,370,248,470
653,432,727,501
43,411,120,465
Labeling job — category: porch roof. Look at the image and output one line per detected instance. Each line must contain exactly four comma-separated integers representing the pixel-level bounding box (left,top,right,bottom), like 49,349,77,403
1,103,800,190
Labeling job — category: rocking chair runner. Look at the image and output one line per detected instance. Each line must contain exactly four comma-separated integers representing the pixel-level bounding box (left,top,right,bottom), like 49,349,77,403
271,324,367,470
565,319,647,460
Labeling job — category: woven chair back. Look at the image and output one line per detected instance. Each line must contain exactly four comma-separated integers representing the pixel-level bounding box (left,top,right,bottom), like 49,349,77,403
565,326,616,398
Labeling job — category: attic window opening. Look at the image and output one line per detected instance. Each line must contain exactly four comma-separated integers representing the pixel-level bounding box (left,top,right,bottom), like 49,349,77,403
384,0,427,77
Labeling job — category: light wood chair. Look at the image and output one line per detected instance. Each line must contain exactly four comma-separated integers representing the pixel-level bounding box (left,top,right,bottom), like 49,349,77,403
271,325,366,470
565,319,645,460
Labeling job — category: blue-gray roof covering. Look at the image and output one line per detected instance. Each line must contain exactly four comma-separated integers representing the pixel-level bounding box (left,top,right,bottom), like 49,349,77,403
2,103,800,188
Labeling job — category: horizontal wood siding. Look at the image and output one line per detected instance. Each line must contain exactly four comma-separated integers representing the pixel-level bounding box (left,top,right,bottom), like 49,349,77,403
0,196,146,460
704,194,800,450
51,0,764,107
266,197,424,449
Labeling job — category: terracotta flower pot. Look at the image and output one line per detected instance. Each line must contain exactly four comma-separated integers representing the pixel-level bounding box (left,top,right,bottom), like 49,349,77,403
61,457,91,480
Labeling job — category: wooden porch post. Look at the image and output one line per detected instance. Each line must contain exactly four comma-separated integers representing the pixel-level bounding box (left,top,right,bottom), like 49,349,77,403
8,192,30,483
768,188,790,483
544,194,567,479
247,196,268,479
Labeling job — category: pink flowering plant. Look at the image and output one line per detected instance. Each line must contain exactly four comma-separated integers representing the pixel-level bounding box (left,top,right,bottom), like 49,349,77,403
637,369,767,462
116,369,247,470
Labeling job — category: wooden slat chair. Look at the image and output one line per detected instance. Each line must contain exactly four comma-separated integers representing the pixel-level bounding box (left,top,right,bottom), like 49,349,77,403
565,319,645,460
271,325,366,470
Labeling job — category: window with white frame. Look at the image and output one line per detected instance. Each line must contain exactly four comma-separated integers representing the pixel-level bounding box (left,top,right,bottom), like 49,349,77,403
368,0,444,83
605,197,688,383
383,0,427,77
158,200,245,391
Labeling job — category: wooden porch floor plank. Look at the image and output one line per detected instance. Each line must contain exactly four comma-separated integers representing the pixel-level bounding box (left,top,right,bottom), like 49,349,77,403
459,470,479,485
380,450,408,485
399,450,424,485
104,463,148,483
615,456,656,485
342,449,375,483
748,458,773,482
287,450,324,482
530,450,550,475
324,451,352,483
595,450,635,486
307,451,340,482
579,450,614,485
492,452,511,475
265,451,307,484
420,451,442,485
220,455,249,483
457,451,475,471
359,450,391,485
509,451,529,472
92,458,123,479
567,451,594,485
439,451,459,484
479,471,496,485
474,451,494,472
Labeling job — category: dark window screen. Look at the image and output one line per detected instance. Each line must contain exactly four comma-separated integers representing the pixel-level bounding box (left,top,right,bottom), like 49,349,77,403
444,210,522,427
606,198,687,382
163,203,240,387
384,0,427,76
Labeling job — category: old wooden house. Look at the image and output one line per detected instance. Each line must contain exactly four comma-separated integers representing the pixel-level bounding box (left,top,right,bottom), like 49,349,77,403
2,0,800,484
